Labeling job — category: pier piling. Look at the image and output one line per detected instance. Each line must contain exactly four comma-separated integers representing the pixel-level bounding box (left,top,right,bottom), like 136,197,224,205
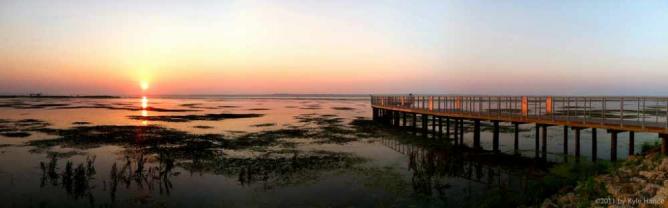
541,125,547,159
661,134,668,154
459,119,464,144
474,120,481,149
446,117,451,140
412,113,417,132
454,119,459,145
629,131,635,156
493,121,500,152
535,125,540,158
609,130,619,162
438,117,443,138
514,123,519,155
575,128,581,162
592,128,598,162
563,126,569,159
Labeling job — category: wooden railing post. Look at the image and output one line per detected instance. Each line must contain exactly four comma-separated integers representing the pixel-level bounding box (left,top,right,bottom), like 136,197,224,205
521,96,528,117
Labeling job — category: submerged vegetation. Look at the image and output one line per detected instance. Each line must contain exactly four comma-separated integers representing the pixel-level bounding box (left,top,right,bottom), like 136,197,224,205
251,123,276,127
331,107,356,111
0,118,50,137
127,113,263,122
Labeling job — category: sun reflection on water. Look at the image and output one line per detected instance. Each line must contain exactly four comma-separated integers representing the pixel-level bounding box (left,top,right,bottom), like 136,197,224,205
141,96,148,109
140,96,149,125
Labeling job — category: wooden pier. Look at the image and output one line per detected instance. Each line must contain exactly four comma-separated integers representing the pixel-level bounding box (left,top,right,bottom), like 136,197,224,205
371,95,668,161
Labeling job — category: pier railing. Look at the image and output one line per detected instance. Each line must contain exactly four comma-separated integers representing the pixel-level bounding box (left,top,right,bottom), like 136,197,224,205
371,95,668,133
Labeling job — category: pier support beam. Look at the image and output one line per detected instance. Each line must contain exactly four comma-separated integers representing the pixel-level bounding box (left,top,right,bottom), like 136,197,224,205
446,117,450,140
388,111,392,126
394,111,400,127
535,124,540,159
609,130,619,162
401,112,408,126
380,109,385,124
473,120,481,149
629,131,635,156
459,120,464,145
412,113,417,132
438,117,443,138
563,126,569,157
541,125,548,159
432,115,436,137
388,110,392,125
574,128,581,162
387,110,391,125
453,119,459,145
372,108,378,121
422,114,428,136
592,128,597,162
513,123,519,155
493,121,500,152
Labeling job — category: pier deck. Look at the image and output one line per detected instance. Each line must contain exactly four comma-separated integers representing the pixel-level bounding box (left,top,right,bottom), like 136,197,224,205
371,95,668,161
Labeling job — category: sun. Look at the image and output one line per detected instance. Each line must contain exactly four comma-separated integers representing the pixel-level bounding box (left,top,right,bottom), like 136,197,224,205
140,81,149,91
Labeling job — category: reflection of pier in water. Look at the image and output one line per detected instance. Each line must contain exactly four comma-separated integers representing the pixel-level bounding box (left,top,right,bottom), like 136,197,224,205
379,138,541,198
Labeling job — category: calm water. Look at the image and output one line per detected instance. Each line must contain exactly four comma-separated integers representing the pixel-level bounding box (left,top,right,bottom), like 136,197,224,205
0,96,660,207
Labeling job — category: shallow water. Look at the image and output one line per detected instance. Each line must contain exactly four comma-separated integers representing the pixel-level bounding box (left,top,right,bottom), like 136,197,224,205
0,96,661,207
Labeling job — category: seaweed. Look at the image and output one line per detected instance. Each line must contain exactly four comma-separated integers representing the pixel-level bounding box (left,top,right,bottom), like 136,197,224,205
28,125,196,149
1,131,31,137
247,108,270,111
180,103,220,109
331,107,356,111
251,123,276,127
24,124,297,155
219,105,240,108
128,113,263,122
178,150,365,189
0,118,50,137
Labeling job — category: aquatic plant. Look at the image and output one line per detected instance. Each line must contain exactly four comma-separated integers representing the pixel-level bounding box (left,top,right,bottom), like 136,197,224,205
219,105,240,108
39,156,97,201
179,150,366,190
331,107,356,111
0,118,51,137
127,113,263,122
247,108,270,111
71,121,91,125
251,123,276,127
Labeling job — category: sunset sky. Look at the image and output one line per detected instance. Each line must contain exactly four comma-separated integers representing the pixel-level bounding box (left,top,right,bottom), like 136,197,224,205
1,0,667,95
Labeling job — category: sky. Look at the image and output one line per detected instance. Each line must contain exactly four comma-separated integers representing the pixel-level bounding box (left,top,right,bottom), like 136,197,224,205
1,0,667,96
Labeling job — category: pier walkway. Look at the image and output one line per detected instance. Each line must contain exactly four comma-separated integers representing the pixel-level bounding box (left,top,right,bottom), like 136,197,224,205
371,95,668,161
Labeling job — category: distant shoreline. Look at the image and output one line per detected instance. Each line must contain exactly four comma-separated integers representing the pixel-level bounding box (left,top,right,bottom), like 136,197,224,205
0,95,120,99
